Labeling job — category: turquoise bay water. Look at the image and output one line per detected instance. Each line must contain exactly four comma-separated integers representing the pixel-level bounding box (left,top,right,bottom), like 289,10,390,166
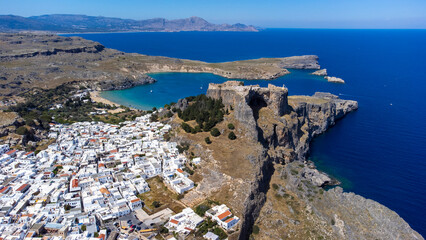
100,70,336,110
67,29,426,235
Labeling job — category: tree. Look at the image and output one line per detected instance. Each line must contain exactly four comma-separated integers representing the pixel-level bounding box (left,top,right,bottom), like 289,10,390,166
228,131,237,140
150,113,158,122
152,201,161,208
81,225,87,232
227,123,235,130
252,224,260,234
210,128,220,137
205,137,212,144
94,232,99,237
181,122,192,133
16,126,29,135
195,204,210,216
64,204,71,211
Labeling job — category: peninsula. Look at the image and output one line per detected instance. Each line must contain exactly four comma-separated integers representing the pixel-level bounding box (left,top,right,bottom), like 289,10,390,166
0,33,328,97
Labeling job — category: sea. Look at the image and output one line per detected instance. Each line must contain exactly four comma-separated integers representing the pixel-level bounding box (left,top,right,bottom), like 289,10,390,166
64,29,426,236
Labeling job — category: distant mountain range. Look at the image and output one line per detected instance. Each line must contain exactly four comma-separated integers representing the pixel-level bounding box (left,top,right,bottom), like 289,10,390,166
0,14,258,33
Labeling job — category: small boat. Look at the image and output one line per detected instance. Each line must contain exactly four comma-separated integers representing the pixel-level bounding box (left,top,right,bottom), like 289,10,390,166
150,90,153,93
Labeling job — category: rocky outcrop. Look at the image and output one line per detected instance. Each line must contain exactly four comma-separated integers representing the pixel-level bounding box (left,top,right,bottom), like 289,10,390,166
78,73,156,91
239,151,274,240
318,187,423,239
326,76,345,83
301,167,333,187
311,68,328,76
0,34,105,60
261,162,424,240
206,81,422,239
206,82,361,239
277,55,320,69
311,69,346,84
207,81,289,140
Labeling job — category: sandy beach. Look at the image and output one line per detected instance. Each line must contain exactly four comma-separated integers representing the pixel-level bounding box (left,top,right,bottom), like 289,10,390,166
90,91,141,113
90,91,121,107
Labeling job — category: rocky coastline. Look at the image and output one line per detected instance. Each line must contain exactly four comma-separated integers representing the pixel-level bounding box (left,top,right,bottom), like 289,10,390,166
311,68,346,83
202,81,422,239
0,33,339,97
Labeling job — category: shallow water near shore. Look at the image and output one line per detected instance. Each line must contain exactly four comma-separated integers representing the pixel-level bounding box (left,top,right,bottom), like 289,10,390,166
67,29,426,235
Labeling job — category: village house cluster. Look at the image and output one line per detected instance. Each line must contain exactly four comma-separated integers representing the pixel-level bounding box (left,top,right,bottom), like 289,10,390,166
0,114,198,239
165,204,239,239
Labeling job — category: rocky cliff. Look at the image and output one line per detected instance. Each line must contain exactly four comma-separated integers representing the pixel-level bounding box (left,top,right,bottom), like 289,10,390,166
204,81,421,240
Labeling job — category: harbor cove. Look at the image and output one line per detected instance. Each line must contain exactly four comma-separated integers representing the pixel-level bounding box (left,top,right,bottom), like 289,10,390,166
79,29,426,236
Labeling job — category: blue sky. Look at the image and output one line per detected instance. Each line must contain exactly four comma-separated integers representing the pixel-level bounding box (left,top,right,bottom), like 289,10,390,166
1,0,425,28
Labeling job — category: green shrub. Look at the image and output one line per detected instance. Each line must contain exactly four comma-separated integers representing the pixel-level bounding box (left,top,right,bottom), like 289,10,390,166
227,123,235,130
210,128,221,137
228,131,236,140
195,204,210,216
177,143,190,153
181,122,193,133
16,126,29,135
213,227,228,240
152,201,161,208
272,183,279,190
150,113,158,122
252,224,260,234
205,137,212,144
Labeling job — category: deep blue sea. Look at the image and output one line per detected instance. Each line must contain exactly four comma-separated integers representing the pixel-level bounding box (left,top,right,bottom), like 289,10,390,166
65,29,426,235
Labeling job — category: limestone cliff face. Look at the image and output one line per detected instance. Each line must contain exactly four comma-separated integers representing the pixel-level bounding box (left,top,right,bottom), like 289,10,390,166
205,81,421,240
207,81,289,140
77,73,156,91
268,92,358,162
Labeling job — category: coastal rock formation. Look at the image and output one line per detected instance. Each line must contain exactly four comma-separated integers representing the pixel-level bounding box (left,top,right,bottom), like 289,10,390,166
277,55,320,69
326,76,345,83
301,167,332,187
78,73,156,91
201,81,421,240
254,161,424,239
207,81,289,139
311,68,328,76
311,69,346,84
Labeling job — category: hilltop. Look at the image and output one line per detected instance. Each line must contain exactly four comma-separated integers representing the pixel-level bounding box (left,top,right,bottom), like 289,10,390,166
0,14,258,33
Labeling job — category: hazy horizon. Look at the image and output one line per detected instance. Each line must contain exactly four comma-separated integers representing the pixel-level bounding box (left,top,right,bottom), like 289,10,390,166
1,0,425,29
